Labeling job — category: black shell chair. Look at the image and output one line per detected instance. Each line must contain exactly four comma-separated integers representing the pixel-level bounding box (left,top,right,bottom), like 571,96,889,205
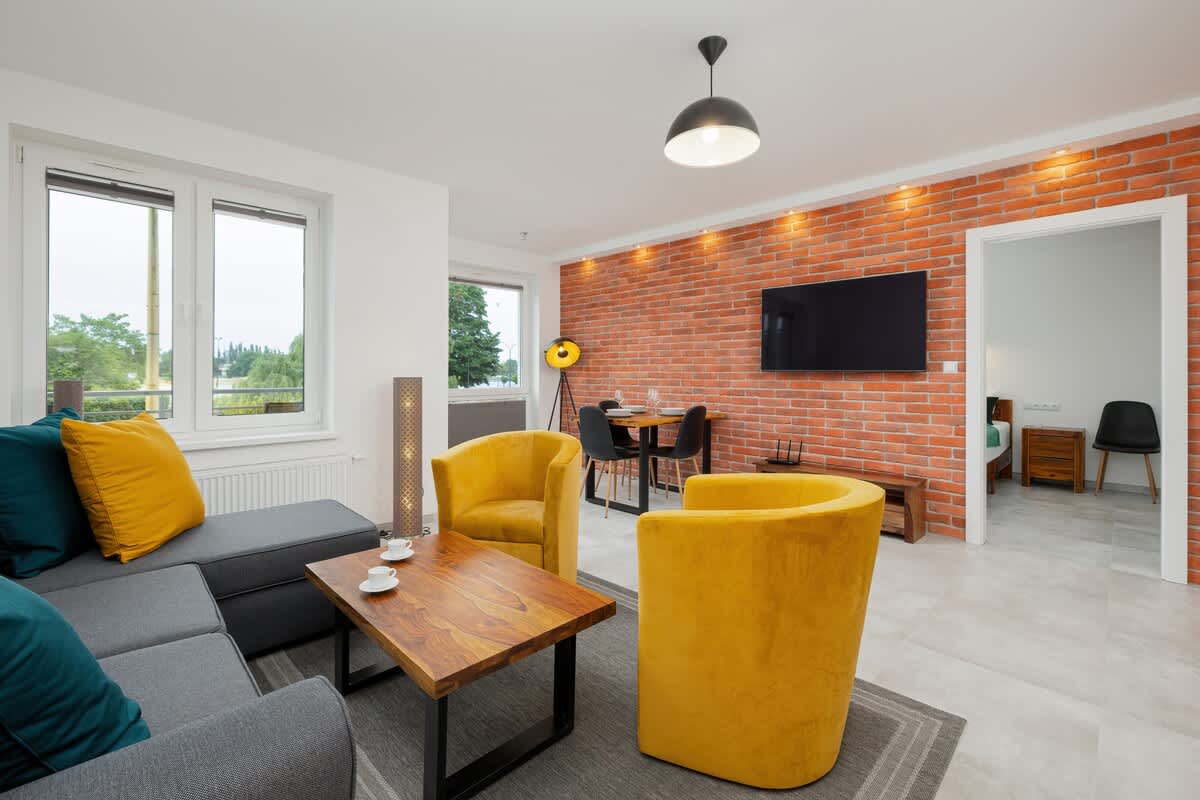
646,405,707,498
1093,400,1160,503
598,398,642,498
578,405,638,517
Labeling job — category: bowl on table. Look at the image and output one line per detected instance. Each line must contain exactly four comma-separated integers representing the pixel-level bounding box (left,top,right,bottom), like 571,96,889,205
660,407,686,416
606,408,634,418
623,404,647,413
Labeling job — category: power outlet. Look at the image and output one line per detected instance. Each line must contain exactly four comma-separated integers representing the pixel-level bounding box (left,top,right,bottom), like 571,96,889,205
1022,401,1061,412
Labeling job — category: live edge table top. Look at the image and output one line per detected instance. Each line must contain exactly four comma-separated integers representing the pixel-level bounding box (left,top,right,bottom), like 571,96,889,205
305,531,616,700
605,410,726,428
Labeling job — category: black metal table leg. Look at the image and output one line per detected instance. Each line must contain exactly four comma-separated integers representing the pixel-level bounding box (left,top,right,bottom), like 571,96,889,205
702,419,713,473
425,636,578,800
424,696,449,800
333,609,404,695
638,426,651,513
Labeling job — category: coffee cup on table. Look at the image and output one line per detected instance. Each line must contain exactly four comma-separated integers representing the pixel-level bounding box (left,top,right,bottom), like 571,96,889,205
386,538,413,557
367,566,396,589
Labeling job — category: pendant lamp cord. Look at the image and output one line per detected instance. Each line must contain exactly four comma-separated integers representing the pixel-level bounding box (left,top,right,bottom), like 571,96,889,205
709,64,714,97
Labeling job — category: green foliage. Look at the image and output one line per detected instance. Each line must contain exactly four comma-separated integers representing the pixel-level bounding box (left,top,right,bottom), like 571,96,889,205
448,283,500,388
498,358,519,385
243,335,304,389
48,313,145,391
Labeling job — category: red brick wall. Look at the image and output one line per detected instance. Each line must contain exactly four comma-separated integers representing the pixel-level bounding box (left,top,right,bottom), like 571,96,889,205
560,125,1200,583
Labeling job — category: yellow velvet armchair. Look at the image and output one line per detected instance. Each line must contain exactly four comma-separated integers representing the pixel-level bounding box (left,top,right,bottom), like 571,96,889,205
431,431,581,581
636,473,885,789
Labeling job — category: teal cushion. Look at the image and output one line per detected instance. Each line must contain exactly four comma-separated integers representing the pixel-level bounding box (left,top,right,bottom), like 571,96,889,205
0,408,94,577
0,576,149,790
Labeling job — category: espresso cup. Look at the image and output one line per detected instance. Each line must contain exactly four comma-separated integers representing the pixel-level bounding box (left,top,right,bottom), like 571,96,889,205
386,538,413,556
367,566,397,589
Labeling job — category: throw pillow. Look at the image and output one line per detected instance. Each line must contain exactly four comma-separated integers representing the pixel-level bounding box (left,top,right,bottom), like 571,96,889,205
60,413,205,563
0,576,149,791
0,408,94,577
986,396,999,425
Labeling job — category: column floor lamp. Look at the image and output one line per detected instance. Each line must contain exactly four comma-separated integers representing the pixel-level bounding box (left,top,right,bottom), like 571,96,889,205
544,337,580,431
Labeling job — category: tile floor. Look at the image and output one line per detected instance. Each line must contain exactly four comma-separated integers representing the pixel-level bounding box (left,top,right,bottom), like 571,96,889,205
577,469,1200,799
987,477,1160,578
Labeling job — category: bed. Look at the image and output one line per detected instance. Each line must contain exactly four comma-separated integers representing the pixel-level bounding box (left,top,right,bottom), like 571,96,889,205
986,398,1013,494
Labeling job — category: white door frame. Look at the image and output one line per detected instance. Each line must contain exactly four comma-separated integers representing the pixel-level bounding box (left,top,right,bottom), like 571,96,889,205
965,196,1189,583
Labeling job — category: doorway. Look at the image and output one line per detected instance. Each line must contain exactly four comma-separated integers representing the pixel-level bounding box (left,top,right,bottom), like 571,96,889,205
965,197,1188,583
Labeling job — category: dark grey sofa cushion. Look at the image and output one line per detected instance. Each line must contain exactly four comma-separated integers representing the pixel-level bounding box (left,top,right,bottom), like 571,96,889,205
40,565,222,659
15,500,377,598
99,633,259,735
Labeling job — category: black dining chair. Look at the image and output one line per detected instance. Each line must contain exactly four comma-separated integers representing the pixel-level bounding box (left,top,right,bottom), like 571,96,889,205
646,405,706,499
578,405,638,517
1093,400,1160,503
599,398,645,498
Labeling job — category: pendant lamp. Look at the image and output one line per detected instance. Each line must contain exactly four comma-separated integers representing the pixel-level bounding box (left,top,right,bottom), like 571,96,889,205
664,35,760,168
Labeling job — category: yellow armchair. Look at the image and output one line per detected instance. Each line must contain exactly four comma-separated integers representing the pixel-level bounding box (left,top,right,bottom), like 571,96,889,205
431,431,581,581
636,473,885,789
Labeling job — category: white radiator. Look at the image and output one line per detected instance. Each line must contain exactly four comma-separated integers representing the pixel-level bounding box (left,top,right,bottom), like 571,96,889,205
193,456,352,515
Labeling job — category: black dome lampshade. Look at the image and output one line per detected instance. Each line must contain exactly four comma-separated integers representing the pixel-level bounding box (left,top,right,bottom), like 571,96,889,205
664,35,760,168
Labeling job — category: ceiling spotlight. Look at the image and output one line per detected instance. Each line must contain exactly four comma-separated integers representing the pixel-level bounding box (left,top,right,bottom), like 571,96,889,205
1053,147,1070,156
664,36,761,168
898,184,910,190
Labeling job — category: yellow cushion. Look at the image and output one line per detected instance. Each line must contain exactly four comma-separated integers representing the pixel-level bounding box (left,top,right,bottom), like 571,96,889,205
455,499,545,544
60,414,205,563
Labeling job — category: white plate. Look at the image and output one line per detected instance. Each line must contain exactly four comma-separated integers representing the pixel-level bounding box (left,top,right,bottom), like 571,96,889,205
380,548,414,562
606,409,633,417
660,408,686,416
623,405,647,413
359,576,399,593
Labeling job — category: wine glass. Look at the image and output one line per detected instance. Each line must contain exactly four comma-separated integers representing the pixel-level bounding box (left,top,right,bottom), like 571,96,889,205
613,389,624,407
646,388,660,413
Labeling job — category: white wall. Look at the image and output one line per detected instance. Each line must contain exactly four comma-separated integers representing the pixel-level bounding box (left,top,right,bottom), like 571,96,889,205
0,68,449,525
447,237,559,430
985,221,1161,489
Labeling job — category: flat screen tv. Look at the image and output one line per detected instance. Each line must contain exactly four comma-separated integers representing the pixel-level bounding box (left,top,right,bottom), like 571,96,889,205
761,271,927,371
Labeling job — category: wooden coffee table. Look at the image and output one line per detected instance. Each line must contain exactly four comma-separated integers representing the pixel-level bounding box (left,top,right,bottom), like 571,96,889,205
305,531,616,800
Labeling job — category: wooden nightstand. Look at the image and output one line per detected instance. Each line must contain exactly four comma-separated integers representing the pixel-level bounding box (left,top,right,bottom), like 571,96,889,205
1021,426,1085,493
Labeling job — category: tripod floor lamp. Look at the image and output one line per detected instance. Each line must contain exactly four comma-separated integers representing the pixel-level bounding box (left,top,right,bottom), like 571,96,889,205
545,337,580,430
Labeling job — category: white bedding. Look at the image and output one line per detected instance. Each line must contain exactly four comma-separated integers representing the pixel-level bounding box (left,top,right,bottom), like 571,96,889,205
986,420,1011,463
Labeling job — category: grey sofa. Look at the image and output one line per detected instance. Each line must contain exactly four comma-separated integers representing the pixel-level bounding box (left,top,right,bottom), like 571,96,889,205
3,499,380,799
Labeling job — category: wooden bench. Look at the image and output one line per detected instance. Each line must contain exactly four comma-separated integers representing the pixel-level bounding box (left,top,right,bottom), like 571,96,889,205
754,461,926,543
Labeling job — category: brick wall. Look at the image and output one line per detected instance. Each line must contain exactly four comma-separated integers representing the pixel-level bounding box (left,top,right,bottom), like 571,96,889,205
559,125,1200,583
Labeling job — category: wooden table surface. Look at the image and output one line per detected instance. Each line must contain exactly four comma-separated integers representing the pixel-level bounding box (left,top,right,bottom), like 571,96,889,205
606,410,727,428
305,531,616,699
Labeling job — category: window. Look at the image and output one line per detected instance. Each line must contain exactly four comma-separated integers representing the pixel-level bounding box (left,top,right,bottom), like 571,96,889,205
22,143,325,443
45,171,175,422
448,278,523,392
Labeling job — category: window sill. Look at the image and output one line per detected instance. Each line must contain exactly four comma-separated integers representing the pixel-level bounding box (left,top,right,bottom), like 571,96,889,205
448,391,528,404
175,429,336,452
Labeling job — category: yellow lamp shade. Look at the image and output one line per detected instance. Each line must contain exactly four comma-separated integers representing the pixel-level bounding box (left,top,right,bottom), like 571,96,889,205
544,337,580,370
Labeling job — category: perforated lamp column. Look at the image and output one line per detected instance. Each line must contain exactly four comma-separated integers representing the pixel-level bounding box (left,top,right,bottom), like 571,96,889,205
393,377,423,538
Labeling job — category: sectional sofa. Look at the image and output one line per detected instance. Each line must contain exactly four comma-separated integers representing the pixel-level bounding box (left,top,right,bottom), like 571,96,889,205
4,499,379,800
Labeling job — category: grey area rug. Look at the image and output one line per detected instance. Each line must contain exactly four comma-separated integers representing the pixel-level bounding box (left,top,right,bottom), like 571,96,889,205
249,574,964,800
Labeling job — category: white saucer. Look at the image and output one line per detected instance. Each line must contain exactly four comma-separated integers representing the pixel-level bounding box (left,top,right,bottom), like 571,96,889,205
359,576,399,593
606,409,633,418
660,408,686,416
624,405,647,413
380,548,414,562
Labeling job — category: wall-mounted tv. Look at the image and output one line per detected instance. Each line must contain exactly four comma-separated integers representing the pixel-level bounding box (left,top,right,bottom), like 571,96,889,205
761,271,927,372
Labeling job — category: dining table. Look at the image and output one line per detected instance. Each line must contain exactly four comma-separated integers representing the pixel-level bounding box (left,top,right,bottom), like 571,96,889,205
583,410,727,516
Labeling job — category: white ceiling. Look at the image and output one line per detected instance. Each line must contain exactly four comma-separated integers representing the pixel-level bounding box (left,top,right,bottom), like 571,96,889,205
2,1,1199,257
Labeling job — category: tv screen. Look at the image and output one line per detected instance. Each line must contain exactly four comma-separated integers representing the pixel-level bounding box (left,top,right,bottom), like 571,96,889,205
761,271,927,371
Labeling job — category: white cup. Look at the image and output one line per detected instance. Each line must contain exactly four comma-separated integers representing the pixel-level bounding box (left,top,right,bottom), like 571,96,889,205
386,538,413,556
367,566,397,589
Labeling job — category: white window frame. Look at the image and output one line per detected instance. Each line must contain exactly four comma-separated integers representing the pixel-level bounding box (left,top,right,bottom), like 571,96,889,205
18,141,328,445
447,271,531,403
195,180,323,433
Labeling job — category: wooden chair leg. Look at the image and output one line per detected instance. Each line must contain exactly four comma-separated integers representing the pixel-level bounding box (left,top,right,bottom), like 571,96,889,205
579,456,591,497
603,461,613,518
628,460,633,500
1144,453,1158,504
691,456,700,475
1094,450,1109,495
674,459,683,500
